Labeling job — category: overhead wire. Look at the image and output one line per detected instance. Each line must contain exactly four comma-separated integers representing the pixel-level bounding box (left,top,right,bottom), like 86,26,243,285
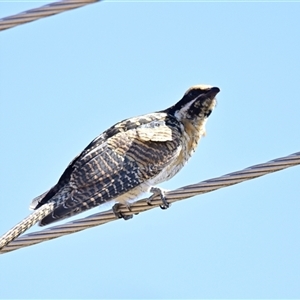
1,0,299,255
0,0,101,31
1,151,299,254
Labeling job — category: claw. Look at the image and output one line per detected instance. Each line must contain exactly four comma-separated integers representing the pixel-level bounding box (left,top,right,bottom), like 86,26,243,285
112,203,133,220
147,187,171,209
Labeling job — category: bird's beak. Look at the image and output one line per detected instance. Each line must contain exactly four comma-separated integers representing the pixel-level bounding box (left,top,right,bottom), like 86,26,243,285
206,87,220,99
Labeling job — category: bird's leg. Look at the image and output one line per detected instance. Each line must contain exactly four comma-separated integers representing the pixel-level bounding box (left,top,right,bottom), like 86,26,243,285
112,202,133,220
147,187,170,209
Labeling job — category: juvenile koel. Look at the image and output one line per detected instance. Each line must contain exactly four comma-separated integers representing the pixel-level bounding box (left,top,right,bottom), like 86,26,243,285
30,85,220,225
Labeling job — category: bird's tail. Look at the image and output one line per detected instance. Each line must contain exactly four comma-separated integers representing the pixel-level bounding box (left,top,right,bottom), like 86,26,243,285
29,190,50,210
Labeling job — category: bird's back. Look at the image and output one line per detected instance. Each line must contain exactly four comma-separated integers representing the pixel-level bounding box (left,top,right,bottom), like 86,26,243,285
30,85,219,226
31,112,183,225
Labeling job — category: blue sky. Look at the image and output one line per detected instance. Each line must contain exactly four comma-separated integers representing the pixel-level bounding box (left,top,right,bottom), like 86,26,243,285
1,1,300,298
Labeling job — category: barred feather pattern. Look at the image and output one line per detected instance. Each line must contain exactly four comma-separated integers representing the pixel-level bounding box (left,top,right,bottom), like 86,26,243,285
35,114,183,225
30,85,219,226
0,85,219,252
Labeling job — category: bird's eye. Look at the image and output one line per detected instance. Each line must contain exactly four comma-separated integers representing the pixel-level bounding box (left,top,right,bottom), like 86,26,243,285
188,91,196,98
188,90,202,99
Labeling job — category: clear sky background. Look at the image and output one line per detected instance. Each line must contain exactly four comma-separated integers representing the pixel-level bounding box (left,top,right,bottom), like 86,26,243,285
1,1,300,298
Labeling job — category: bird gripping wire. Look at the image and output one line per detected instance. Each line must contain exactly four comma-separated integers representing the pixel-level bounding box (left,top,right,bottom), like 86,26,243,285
0,151,299,254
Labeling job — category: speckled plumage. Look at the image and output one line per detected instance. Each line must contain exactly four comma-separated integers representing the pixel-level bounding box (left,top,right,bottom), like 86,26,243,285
30,85,220,225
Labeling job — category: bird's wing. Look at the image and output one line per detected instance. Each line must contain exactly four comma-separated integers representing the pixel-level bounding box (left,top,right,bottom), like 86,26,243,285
29,133,108,210
38,114,183,225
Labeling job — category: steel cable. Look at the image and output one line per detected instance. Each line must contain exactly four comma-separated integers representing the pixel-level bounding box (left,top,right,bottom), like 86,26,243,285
0,0,101,31
1,151,299,254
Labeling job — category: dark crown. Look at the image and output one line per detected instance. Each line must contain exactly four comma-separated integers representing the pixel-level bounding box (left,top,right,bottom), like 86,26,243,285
164,85,220,117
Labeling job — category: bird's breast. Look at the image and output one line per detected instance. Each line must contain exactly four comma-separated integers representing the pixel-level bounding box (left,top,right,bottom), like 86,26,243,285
180,118,207,159
148,118,206,186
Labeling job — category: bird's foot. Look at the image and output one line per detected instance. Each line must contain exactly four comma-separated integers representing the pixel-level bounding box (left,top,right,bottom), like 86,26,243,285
147,187,171,209
112,202,133,220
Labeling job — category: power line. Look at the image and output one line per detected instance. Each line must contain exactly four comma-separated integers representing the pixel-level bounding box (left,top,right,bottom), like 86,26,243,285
1,0,299,256
0,0,101,31
1,151,299,254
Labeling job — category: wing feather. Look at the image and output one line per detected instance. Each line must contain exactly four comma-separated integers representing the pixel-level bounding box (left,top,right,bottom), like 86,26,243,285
136,120,173,141
35,114,183,225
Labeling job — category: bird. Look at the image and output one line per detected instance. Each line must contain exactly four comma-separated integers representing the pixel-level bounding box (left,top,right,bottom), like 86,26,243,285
30,85,220,225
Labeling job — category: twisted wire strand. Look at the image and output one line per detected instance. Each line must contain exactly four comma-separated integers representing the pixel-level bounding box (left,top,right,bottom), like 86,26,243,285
0,203,55,250
0,151,299,254
0,0,100,31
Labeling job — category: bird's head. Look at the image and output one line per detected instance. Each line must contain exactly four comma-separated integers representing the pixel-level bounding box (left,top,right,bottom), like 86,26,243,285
166,85,220,122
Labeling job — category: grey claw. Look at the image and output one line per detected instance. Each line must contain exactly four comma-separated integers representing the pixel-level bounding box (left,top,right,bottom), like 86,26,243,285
160,202,169,210
147,195,154,206
159,193,170,209
148,187,171,210
112,203,133,220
